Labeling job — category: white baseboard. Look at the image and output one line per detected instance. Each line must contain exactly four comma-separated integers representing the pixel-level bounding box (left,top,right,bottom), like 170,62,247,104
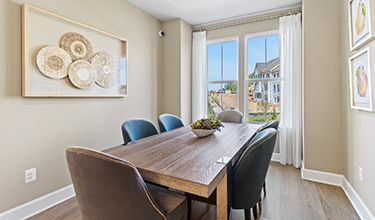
271,153,280,162
301,163,375,220
301,163,343,186
0,184,75,220
342,178,375,220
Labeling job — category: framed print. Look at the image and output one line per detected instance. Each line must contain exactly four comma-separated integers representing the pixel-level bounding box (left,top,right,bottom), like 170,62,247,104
22,4,128,97
348,46,375,111
348,0,375,51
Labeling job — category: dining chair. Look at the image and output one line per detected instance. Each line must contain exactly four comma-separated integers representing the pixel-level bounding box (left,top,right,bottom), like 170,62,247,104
66,147,187,220
258,120,279,197
158,114,184,132
186,128,277,220
230,128,277,220
260,120,279,131
217,109,243,123
121,119,159,145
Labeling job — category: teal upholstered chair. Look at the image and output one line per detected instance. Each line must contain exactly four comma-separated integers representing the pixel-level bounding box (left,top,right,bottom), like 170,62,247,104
121,119,159,145
158,114,184,133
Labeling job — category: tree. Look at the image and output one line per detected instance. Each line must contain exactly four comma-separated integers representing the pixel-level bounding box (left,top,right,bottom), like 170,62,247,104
224,83,237,92
270,107,278,120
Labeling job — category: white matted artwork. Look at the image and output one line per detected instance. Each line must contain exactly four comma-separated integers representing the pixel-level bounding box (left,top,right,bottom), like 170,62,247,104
348,0,375,51
348,46,375,111
22,3,128,97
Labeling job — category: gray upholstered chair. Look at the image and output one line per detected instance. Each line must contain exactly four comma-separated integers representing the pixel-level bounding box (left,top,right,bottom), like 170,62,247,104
258,120,279,197
186,128,277,220
121,119,159,145
260,120,279,131
66,147,187,220
230,128,277,219
217,109,243,123
158,114,184,132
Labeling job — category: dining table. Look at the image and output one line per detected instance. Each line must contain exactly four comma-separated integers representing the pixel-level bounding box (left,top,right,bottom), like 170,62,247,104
104,122,261,220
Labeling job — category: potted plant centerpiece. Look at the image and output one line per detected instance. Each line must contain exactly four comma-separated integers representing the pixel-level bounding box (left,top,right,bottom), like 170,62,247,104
190,118,224,138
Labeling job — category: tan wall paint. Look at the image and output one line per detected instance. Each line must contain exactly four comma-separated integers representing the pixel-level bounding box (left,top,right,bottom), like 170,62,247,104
340,0,375,214
302,0,344,173
0,0,162,212
160,19,181,117
159,19,192,125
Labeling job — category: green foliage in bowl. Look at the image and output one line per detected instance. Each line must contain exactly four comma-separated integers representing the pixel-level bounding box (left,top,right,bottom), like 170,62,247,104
190,118,224,131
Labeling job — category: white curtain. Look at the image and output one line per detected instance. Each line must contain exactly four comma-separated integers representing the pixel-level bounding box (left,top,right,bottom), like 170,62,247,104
279,13,303,168
192,31,207,121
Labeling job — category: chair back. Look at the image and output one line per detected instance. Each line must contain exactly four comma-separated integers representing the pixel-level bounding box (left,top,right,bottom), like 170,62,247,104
217,110,243,123
230,128,277,209
260,120,279,131
121,119,159,145
66,147,166,220
158,114,184,132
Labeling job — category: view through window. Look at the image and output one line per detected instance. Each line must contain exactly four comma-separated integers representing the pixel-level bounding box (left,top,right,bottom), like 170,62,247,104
207,40,238,118
247,34,280,123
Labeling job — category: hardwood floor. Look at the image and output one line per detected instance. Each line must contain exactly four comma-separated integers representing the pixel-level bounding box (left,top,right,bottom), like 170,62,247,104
28,162,359,220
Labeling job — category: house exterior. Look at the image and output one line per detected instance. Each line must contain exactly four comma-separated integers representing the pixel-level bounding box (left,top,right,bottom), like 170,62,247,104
250,57,280,104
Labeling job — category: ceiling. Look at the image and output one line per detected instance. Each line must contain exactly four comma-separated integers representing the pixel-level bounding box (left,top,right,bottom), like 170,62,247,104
128,0,302,26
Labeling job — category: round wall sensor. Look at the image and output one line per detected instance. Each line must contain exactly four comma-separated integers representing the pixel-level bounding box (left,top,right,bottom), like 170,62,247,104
158,31,165,38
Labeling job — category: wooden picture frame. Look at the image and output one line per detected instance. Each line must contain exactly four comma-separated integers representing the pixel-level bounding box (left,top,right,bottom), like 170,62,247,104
348,0,375,51
348,46,375,111
22,3,128,97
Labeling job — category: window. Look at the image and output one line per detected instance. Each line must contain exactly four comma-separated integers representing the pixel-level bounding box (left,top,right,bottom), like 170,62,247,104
207,39,238,118
246,31,280,123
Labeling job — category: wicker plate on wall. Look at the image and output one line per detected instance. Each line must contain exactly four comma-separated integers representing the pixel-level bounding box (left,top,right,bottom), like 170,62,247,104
91,51,114,88
60,32,93,61
36,46,72,79
68,60,95,89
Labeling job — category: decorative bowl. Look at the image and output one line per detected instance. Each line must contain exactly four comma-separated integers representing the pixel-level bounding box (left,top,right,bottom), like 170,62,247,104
191,129,217,138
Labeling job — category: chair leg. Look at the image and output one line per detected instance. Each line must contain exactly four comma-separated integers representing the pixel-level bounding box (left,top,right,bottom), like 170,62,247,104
258,198,262,215
244,208,251,220
252,204,258,219
227,205,231,220
187,198,191,220
263,182,266,197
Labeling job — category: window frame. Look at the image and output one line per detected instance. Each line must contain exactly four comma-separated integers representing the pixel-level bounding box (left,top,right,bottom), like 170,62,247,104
244,30,280,124
206,36,240,117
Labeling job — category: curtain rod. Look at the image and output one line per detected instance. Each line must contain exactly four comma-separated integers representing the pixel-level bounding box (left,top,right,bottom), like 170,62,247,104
193,7,302,32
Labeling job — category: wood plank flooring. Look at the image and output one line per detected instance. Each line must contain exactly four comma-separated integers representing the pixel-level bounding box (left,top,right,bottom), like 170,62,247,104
28,162,360,220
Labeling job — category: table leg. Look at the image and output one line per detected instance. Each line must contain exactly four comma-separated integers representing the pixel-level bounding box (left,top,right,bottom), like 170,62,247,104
216,174,227,220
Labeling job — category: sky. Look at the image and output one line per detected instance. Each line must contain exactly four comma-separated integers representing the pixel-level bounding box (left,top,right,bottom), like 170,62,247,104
207,34,279,92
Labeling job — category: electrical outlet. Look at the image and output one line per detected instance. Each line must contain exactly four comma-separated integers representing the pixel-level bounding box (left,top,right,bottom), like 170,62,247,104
359,166,363,182
25,168,36,183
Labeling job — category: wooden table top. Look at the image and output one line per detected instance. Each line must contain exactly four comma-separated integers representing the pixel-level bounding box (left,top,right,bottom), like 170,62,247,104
104,122,261,198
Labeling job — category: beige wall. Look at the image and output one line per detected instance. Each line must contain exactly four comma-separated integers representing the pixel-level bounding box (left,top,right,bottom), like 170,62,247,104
159,19,192,125
0,0,162,212
160,19,181,117
302,0,344,173
340,0,375,214
304,0,375,214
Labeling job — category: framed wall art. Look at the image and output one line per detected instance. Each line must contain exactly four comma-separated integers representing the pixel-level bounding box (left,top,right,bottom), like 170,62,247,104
22,3,128,97
348,0,375,51
348,46,375,111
